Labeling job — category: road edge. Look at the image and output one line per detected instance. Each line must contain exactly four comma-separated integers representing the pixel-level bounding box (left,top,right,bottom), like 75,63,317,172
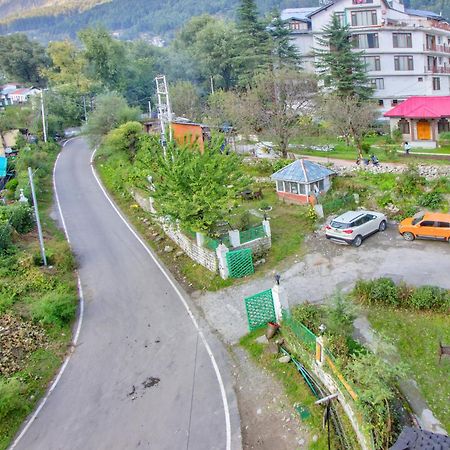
9,139,86,450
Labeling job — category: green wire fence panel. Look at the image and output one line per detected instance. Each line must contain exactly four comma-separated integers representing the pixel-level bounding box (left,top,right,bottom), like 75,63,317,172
226,248,254,278
239,225,266,244
284,318,317,351
205,235,231,251
244,289,276,331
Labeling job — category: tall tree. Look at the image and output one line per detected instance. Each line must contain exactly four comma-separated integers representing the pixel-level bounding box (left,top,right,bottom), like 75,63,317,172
314,14,373,100
0,34,49,85
230,69,317,157
169,81,202,120
234,0,271,88
78,27,126,91
268,12,301,68
319,95,378,159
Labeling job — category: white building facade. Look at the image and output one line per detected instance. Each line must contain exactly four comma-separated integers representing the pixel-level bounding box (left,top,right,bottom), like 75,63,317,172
282,0,450,112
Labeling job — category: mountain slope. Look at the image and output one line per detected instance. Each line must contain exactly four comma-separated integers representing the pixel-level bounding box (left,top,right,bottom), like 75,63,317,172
0,0,447,44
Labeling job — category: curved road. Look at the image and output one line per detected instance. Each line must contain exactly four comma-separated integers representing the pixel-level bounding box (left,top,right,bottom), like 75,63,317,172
12,138,240,450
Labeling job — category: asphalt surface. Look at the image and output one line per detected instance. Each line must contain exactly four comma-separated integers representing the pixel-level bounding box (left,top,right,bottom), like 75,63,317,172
11,138,240,450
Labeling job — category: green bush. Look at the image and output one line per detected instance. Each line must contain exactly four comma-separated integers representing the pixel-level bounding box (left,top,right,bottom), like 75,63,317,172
0,378,25,422
0,220,13,252
409,286,450,311
419,191,444,210
354,278,399,307
291,303,323,334
6,204,35,234
31,291,77,327
5,178,18,193
377,192,392,208
396,168,425,196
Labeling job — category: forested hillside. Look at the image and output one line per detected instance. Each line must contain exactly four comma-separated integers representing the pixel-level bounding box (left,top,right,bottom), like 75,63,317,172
0,0,448,43
0,0,312,42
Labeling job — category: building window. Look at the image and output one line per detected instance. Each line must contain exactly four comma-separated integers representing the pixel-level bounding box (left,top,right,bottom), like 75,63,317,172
363,56,381,71
299,184,306,195
394,56,414,71
352,0,374,3
289,21,301,31
283,181,291,193
392,99,399,106
369,78,384,89
438,118,450,133
276,181,283,191
393,33,412,48
427,56,437,71
290,182,299,194
426,34,436,51
353,33,379,48
433,77,441,90
334,12,345,26
351,10,377,26
398,118,410,134
378,99,384,106
418,77,423,82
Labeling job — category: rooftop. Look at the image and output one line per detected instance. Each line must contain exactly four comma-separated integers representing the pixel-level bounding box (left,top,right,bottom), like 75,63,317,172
384,96,450,119
271,159,335,184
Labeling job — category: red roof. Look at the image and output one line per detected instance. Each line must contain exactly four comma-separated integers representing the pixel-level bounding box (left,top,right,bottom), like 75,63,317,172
10,88,31,96
384,96,450,119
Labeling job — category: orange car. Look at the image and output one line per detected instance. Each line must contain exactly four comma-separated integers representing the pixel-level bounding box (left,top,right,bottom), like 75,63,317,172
399,212,450,242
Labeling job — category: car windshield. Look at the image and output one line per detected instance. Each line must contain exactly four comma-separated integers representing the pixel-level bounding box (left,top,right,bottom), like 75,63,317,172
331,221,350,229
412,214,425,225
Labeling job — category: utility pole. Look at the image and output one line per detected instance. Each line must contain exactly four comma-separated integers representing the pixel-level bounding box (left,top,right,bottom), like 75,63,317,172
40,90,47,143
28,167,47,266
83,95,87,122
210,75,215,95
148,100,152,119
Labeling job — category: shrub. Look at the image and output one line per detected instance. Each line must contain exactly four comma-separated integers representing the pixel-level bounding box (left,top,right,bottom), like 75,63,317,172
377,192,392,208
0,220,13,252
354,278,399,307
31,291,77,327
361,142,371,155
418,191,443,210
408,286,450,311
6,204,35,234
5,178,18,193
272,159,291,172
291,303,324,334
396,168,425,196
0,378,25,422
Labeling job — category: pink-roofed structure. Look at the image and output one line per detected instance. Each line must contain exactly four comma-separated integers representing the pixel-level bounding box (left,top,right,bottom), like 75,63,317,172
384,96,450,148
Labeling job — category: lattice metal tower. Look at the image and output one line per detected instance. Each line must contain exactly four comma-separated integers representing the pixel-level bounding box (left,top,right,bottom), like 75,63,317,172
155,75,173,150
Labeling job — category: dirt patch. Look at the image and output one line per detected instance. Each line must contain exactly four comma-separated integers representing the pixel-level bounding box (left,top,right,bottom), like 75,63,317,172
0,314,48,376
231,346,310,449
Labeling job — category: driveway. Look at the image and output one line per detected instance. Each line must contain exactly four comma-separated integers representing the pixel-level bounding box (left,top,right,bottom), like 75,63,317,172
195,227,450,344
11,138,240,450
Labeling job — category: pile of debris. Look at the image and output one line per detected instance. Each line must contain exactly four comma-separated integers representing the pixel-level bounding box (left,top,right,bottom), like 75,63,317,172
0,314,48,376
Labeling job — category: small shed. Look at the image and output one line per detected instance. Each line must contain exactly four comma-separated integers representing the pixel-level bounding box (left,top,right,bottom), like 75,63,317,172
271,159,335,205
171,119,211,153
384,96,450,148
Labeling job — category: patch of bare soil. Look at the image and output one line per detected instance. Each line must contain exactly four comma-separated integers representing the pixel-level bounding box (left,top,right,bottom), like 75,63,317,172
231,346,310,450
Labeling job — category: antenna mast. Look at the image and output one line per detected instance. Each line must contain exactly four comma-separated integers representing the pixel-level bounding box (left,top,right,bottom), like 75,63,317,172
155,75,173,154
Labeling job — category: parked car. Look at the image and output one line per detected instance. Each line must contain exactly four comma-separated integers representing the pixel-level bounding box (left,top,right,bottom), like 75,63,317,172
398,212,450,242
325,210,387,247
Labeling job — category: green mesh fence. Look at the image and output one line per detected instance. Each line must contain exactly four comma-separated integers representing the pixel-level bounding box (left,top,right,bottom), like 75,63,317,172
284,317,317,352
244,289,276,331
239,225,266,244
226,248,254,278
204,234,231,250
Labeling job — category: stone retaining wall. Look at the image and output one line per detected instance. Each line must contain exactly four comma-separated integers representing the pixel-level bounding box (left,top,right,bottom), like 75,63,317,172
131,191,218,273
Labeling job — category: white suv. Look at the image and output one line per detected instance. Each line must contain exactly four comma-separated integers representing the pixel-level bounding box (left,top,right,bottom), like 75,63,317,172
325,210,387,247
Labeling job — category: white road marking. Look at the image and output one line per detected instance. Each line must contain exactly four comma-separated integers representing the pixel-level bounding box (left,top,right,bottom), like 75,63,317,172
9,140,85,449
89,147,232,450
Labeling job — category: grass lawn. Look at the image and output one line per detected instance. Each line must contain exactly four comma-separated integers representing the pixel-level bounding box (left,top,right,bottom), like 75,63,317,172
367,307,450,431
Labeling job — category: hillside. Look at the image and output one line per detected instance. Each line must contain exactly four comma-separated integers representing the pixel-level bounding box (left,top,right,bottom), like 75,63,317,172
0,0,447,44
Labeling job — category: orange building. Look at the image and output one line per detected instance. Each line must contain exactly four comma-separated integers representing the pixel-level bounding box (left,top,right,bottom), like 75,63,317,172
171,120,211,153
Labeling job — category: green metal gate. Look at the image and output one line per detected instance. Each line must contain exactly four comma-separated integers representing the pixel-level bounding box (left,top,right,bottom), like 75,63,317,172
244,289,276,331
226,248,254,279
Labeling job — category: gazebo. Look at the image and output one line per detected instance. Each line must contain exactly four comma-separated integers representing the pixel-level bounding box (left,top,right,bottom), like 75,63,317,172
271,159,335,205
384,96,450,148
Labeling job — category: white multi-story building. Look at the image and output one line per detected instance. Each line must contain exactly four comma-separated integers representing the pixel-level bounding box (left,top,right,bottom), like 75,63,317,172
282,0,450,112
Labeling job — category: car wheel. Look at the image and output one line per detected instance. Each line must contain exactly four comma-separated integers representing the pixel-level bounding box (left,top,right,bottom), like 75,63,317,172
378,220,387,232
353,235,363,247
403,232,415,241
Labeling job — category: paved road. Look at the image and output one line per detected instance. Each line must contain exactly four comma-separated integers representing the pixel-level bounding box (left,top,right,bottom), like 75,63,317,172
12,138,240,450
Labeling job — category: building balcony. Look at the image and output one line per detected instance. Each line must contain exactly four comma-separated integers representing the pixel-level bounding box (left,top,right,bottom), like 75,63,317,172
382,18,450,33
425,66,450,74
424,44,450,53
